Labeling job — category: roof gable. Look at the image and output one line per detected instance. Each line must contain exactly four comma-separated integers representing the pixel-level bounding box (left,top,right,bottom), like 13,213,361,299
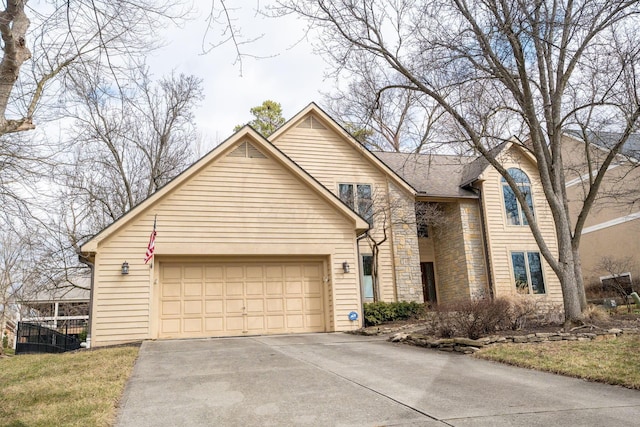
460,140,537,186
81,126,369,253
269,103,416,196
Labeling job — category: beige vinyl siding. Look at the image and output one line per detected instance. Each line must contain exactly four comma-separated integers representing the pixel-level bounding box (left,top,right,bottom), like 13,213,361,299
272,115,399,302
561,135,640,284
479,147,562,304
91,147,362,346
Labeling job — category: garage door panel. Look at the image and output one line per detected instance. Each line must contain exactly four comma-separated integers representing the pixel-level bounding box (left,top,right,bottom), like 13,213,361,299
226,266,244,278
285,265,302,276
184,282,202,297
247,316,264,331
205,300,223,314
266,266,283,278
246,298,264,312
286,282,302,294
205,282,223,296
307,314,324,328
205,317,223,332
266,315,285,329
184,266,203,280
266,298,283,312
162,266,182,280
226,299,244,313
285,298,303,311
304,264,321,277
246,281,264,295
226,282,244,296
286,314,304,329
183,318,202,332
266,282,283,295
162,283,181,297
246,265,263,278
225,316,244,331
306,297,323,311
306,280,323,295
184,300,202,315
162,301,181,315
159,261,325,339
205,266,224,280
161,319,180,334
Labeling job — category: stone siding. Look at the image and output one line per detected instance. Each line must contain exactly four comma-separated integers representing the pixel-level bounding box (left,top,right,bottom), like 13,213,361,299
389,182,423,302
459,200,489,297
432,201,489,304
433,202,471,303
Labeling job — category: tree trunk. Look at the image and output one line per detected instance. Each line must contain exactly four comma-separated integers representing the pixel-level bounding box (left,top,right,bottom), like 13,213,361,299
572,248,588,310
0,1,31,133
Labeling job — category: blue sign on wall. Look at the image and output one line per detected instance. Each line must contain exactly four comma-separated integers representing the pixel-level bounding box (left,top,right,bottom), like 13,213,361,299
348,311,358,321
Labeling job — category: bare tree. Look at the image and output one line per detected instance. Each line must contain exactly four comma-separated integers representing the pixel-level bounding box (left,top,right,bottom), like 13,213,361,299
60,68,203,232
325,76,453,153
283,0,640,324
596,256,636,311
356,189,445,301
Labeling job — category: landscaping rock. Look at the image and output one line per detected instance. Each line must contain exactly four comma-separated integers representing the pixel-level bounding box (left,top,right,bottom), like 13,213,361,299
453,337,485,347
389,332,408,342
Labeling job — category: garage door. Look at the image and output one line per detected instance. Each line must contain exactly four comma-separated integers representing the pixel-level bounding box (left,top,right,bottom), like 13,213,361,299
158,261,326,338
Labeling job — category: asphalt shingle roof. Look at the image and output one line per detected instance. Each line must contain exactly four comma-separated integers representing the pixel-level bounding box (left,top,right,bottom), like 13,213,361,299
373,151,479,198
565,130,640,159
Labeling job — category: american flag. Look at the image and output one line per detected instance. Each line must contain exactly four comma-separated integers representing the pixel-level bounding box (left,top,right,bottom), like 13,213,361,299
144,216,157,264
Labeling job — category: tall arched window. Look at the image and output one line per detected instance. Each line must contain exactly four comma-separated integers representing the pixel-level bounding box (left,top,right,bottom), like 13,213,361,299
502,168,534,226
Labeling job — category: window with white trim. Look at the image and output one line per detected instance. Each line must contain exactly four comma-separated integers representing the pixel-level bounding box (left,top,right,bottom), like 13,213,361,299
511,251,546,294
502,168,534,225
339,183,373,225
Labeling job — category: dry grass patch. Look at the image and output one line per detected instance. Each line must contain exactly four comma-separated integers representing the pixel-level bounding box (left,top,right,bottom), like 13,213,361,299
475,334,640,389
0,345,139,427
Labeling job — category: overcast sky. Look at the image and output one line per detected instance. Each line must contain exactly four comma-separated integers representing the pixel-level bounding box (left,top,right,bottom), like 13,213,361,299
145,4,334,149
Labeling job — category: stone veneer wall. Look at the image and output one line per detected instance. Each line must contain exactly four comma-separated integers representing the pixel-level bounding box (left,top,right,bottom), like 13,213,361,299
459,200,489,297
389,182,423,302
433,202,470,303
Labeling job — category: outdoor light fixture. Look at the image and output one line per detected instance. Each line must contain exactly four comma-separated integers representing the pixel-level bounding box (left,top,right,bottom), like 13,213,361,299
121,261,129,275
342,261,350,273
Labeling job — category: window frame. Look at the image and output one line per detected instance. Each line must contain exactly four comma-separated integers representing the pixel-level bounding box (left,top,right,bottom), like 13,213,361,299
501,168,535,226
511,250,546,295
338,183,373,226
360,254,374,300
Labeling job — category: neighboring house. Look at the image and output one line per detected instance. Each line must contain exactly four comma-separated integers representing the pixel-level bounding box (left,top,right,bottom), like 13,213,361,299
1,302,18,350
18,285,90,329
562,132,640,290
80,103,563,347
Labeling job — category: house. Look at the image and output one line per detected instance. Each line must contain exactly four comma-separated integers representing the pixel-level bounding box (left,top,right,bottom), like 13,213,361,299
562,132,640,291
80,103,563,347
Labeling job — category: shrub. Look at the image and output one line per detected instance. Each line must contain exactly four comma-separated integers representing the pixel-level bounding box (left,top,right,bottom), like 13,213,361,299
432,296,550,339
2,332,8,349
363,301,425,326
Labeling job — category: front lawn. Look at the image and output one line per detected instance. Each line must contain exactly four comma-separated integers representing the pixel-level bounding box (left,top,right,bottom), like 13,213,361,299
475,334,640,389
0,345,139,426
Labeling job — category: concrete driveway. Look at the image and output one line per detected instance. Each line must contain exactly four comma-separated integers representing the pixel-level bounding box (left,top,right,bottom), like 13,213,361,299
116,333,640,426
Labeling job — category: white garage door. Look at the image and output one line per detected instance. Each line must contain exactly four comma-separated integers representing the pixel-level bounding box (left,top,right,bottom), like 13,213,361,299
158,261,326,338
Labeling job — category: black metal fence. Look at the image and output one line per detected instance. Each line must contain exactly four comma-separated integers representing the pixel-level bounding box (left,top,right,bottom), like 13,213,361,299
15,320,85,355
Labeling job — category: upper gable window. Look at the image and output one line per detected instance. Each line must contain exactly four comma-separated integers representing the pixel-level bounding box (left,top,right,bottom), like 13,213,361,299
339,183,373,226
502,168,534,226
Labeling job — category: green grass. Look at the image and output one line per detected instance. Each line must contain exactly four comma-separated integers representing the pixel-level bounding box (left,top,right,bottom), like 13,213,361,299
475,334,640,389
0,345,139,426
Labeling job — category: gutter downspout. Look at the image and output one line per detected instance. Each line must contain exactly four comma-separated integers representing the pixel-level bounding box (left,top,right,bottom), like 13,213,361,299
470,185,495,299
78,254,94,349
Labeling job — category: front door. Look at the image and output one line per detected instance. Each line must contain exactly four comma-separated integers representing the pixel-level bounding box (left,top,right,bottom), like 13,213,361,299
420,262,437,303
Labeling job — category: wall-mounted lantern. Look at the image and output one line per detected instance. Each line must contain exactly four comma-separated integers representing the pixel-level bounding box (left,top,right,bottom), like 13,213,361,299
342,261,350,273
121,261,130,275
